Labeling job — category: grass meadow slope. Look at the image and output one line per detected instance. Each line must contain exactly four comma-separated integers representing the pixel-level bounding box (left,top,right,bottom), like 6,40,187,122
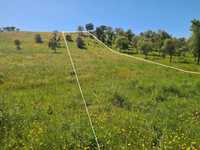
0,32,200,149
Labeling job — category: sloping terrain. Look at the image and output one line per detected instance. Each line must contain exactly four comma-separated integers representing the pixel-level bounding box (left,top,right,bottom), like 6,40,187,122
0,32,200,149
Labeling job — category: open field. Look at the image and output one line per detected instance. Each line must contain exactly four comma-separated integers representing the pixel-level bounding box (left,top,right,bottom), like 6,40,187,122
0,32,200,149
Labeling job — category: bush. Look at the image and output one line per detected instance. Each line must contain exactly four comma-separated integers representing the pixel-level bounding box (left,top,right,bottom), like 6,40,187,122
155,85,184,103
14,40,21,50
65,35,73,42
48,32,61,53
115,36,129,50
35,34,43,43
76,36,85,49
85,23,94,31
0,73,4,84
111,92,131,110
137,39,153,59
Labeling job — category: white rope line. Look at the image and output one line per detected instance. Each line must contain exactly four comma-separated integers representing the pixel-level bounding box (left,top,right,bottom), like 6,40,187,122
86,31,200,75
62,32,101,150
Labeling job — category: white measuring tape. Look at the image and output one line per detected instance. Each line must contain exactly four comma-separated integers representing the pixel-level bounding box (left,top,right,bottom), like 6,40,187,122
62,32,101,150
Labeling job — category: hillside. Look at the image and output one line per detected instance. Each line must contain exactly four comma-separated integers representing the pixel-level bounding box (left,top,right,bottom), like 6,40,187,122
0,32,200,149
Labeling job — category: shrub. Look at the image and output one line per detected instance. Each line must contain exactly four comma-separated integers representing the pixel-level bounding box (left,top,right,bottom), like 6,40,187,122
35,34,43,43
111,92,131,110
137,38,153,59
162,39,176,63
0,73,4,85
115,36,129,50
14,40,21,50
85,23,94,32
48,32,61,53
65,34,73,42
76,36,85,49
155,85,184,103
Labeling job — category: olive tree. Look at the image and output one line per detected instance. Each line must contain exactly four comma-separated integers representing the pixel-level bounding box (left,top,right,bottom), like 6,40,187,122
162,39,176,63
85,23,94,32
35,34,43,43
191,19,200,64
76,36,85,49
14,40,21,50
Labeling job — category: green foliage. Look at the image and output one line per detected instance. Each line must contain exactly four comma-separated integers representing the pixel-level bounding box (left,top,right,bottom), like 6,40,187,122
48,32,61,53
137,38,153,58
191,19,200,64
111,92,131,110
0,73,4,84
115,36,129,51
35,34,43,44
85,23,94,31
76,36,85,49
162,39,176,62
65,34,73,42
126,29,135,42
14,39,21,50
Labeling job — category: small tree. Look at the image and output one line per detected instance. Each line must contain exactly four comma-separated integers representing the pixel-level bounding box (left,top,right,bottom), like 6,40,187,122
191,19,200,64
137,39,153,59
65,34,73,42
126,29,135,44
77,25,84,36
35,34,43,43
76,36,85,49
162,39,176,63
85,23,94,32
48,32,61,53
115,36,129,51
14,40,21,50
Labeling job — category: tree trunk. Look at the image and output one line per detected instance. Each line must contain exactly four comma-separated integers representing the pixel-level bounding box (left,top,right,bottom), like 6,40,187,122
198,55,200,64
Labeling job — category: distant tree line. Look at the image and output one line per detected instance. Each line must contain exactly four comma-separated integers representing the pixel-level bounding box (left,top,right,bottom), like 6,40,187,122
77,20,200,64
0,26,20,32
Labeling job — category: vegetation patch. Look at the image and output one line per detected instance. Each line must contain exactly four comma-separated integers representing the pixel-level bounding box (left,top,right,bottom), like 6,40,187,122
155,84,186,103
111,92,131,110
0,73,5,84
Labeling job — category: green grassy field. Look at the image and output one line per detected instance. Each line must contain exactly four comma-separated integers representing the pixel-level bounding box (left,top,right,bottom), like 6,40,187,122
0,32,200,150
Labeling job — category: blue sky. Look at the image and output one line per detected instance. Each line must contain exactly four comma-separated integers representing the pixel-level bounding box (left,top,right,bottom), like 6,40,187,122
0,0,199,37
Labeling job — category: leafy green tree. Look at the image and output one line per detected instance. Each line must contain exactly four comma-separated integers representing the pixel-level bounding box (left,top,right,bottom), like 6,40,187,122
115,36,129,51
14,40,21,50
162,39,176,63
126,29,135,44
188,37,197,61
76,36,85,49
35,34,43,43
95,25,107,43
191,19,200,64
174,38,189,57
104,27,115,46
85,23,94,32
158,30,171,40
157,30,172,55
137,38,153,59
